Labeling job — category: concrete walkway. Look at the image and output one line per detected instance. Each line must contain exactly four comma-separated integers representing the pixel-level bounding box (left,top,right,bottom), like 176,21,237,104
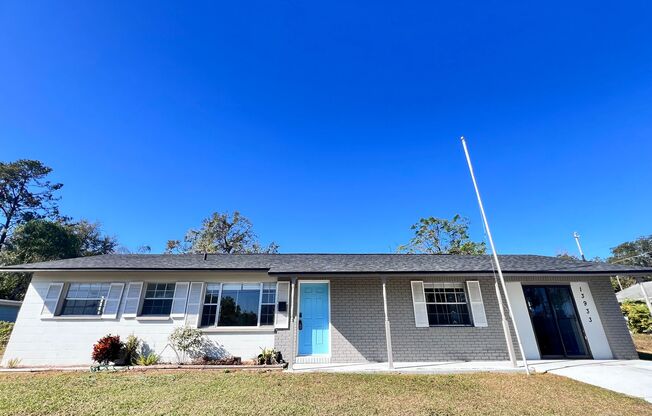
530,359,652,403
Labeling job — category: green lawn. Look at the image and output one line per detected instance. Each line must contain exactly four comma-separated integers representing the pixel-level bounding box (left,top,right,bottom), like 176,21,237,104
0,370,649,415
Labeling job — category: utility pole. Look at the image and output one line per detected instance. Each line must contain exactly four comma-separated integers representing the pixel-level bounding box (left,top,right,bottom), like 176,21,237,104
573,232,586,261
460,136,530,375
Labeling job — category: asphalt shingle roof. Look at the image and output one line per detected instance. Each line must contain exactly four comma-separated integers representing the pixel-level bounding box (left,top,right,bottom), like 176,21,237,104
1,253,650,275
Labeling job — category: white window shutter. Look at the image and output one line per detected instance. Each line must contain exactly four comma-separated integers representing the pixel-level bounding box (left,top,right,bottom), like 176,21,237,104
171,282,190,318
101,283,125,319
410,281,429,327
123,282,144,318
275,281,290,329
185,282,205,328
466,281,488,327
41,283,64,318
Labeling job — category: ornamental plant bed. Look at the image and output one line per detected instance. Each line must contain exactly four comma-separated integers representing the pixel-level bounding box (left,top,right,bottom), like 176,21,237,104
128,363,286,372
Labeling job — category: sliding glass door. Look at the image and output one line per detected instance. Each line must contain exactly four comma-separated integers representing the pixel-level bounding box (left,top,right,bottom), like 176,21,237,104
522,285,591,359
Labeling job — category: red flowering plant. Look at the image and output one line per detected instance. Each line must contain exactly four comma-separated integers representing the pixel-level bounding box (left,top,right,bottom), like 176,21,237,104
91,334,124,364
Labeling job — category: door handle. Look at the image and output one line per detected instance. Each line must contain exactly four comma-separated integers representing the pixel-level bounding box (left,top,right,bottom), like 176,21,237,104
298,319,303,330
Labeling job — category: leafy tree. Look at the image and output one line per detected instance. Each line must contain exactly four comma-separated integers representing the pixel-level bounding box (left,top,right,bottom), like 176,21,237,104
556,252,579,260
0,160,63,251
607,235,652,292
0,219,117,300
608,235,652,267
397,214,486,255
69,219,118,256
166,211,279,254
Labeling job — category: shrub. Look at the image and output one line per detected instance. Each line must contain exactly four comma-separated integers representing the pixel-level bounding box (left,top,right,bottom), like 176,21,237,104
136,353,160,366
92,334,124,364
191,355,242,365
120,335,141,365
621,301,652,334
257,347,283,365
6,358,21,368
0,321,13,348
168,326,205,363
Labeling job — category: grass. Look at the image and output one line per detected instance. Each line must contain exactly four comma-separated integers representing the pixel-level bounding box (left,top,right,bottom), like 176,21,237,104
633,333,652,360
0,371,650,415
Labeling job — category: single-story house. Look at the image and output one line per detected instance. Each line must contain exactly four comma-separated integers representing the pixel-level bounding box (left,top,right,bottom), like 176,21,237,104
0,299,22,322
616,281,652,303
1,253,650,367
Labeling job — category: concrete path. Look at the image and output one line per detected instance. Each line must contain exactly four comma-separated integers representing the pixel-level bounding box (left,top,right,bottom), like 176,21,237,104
530,360,652,403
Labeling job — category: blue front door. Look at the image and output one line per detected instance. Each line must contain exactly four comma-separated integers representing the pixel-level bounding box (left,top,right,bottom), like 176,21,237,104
298,282,330,355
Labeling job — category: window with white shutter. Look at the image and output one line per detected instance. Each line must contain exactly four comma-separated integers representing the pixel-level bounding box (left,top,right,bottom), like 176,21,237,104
423,282,472,326
41,283,64,318
466,281,488,327
101,283,125,319
60,283,111,316
123,282,144,318
170,282,190,318
410,281,429,327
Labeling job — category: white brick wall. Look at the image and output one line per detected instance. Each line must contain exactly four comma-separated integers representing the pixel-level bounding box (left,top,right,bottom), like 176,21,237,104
1,272,275,366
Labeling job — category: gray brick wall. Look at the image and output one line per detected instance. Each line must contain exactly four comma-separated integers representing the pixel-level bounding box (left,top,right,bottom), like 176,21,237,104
588,278,637,359
275,275,636,363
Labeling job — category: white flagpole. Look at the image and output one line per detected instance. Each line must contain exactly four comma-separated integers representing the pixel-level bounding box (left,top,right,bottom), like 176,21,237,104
460,136,530,375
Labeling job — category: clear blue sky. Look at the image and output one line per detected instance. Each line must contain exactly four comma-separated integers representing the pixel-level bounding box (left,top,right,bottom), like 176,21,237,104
1,1,651,257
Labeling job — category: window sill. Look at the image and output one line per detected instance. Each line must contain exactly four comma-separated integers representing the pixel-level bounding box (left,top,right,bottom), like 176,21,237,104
42,316,103,321
135,316,172,322
200,327,276,334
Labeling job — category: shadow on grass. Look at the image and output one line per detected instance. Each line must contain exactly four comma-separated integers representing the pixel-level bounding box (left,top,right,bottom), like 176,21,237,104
637,351,652,361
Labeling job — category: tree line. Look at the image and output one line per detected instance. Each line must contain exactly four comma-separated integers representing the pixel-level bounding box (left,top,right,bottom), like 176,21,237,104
0,159,649,300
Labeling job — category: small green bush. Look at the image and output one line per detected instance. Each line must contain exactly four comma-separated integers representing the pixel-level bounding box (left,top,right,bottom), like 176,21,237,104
621,301,652,334
136,353,160,366
6,357,21,368
120,335,141,365
168,326,205,363
0,321,13,348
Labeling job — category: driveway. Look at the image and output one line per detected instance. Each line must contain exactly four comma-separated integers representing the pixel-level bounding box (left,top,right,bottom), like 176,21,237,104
531,360,652,403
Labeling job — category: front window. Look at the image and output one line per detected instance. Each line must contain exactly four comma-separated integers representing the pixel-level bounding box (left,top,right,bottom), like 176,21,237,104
141,283,175,316
424,283,471,326
218,283,261,326
60,283,111,315
200,283,276,327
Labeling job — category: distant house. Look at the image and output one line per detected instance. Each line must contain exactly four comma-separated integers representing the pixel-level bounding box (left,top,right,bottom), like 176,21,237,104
0,253,650,367
616,281,652,303
0,299,22,322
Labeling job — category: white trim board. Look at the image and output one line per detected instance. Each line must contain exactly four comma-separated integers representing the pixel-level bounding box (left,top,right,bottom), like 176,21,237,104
505,282,540,360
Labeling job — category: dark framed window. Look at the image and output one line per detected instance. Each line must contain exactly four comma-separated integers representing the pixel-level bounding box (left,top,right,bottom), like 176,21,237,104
141,283,175,316
199,282,278,327
60,283,111,316
424,283,471,326
260,282,277,326
201,283,221,327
